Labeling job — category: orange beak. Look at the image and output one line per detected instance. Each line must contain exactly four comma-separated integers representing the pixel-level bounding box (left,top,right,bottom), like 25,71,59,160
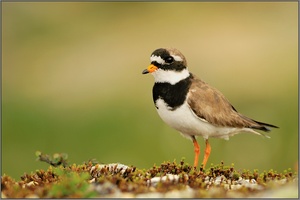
142,64,158,74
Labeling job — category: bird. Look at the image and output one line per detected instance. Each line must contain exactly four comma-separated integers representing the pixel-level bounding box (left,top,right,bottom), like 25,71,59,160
142,47,278,168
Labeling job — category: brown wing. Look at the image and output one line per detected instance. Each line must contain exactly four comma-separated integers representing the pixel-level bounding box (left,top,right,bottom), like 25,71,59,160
187,75,266,129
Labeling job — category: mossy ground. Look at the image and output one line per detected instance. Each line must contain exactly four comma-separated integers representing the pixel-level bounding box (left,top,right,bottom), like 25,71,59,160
1,152,298,198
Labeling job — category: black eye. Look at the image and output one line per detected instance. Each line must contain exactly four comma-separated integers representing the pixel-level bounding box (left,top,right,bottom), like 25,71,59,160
165,56,174,63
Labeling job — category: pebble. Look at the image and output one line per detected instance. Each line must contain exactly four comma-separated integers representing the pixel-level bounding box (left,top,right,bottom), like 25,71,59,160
147,174,188,187
90,163,130,175
135,192,163,198
164,186,194,198
214,175,226,186
92,181,121,196
252,181,298,198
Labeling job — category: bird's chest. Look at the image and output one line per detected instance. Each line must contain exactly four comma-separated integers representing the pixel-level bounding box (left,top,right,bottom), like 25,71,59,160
155,98,194,129
152,79,195,134
152,79,191,110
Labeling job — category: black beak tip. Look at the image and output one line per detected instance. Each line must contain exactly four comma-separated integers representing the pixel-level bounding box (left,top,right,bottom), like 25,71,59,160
142,69,149,74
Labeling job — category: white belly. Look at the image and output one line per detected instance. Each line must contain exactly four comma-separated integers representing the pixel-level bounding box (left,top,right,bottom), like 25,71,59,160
155,98,249,140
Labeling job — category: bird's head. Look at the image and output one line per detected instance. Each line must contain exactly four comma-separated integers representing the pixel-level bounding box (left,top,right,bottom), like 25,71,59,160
142,48,190,84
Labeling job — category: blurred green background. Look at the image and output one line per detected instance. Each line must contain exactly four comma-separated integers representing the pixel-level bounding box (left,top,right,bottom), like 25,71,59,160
2,2,298,180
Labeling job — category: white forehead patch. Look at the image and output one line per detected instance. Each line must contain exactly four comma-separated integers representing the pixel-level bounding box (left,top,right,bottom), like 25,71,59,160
171,55,183,62
150,55,165,64
150,54,183,65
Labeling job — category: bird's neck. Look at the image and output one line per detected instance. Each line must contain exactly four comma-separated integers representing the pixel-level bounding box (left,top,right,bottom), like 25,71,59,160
153,75,192,110
152,68,190,85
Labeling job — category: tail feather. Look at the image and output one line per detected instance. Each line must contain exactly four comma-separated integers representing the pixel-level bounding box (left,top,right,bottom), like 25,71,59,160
251,119,279,132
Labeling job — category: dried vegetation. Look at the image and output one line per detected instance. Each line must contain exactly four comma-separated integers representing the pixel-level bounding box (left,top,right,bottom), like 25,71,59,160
1,152,298,198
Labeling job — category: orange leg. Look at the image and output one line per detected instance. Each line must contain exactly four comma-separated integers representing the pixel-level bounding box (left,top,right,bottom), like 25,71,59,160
192,136,200,168
202,139,211,168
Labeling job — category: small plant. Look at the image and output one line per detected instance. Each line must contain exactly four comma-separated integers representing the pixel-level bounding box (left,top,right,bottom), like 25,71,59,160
35,151,68,167
47,168,97,198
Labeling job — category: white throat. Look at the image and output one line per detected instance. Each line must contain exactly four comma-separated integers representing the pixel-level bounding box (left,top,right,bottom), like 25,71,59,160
152,68,190,85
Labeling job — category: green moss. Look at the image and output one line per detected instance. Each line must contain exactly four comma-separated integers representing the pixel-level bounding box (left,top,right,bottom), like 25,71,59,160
1,152,298,198
47,168,97,198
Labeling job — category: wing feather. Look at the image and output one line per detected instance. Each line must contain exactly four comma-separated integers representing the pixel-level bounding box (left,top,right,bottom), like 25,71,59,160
187,75,275,131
